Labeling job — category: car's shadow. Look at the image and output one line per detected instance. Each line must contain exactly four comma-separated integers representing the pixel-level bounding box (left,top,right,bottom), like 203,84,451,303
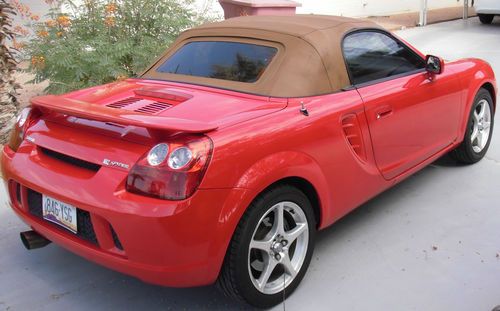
463,16,500,32
313,153,458,246
488,16,500,26
12,246,254,310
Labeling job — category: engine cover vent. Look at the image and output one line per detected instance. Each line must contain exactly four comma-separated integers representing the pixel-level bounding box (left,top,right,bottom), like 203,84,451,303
106,97,171,115
106,97,138,109
134,102,171,114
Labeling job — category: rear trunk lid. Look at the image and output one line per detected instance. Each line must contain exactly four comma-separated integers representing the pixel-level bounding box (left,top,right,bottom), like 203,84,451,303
49,78,287,130
25,79,286,173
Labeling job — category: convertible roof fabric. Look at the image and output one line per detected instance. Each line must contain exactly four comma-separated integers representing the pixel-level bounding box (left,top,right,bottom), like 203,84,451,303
142,15,381,97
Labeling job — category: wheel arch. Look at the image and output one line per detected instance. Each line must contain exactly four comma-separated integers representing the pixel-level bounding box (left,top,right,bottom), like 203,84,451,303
253,176,322,229
212,151,330,284
458,60,497,140
212,151,331,275
481,82,497,113
228,150,331,230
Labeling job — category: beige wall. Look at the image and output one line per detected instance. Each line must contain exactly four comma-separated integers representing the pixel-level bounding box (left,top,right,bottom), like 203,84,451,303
297,0,465,17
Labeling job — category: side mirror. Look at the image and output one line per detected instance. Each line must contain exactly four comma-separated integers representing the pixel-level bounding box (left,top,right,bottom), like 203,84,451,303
425,55,444,75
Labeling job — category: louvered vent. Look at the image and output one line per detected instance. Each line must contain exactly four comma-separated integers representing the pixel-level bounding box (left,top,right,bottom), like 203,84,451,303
341,114,367,161
134,102,171,114
106,97,171,115
106,97,138,109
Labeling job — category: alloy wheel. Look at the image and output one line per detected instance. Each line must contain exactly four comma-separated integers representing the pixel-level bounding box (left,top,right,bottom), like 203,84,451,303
247,201,309,295
470,99,492,153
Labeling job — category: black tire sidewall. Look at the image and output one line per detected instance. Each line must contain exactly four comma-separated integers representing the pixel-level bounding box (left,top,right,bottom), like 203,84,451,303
478,14,494,24
231,186,316,309
462,89,494,162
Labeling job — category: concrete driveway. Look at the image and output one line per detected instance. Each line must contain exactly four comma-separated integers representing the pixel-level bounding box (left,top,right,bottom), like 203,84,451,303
1,17,499,311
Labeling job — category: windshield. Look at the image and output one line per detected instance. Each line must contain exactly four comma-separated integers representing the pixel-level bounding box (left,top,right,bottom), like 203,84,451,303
156,41,278,83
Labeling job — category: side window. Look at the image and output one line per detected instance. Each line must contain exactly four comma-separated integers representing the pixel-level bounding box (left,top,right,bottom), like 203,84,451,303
343,31,426,85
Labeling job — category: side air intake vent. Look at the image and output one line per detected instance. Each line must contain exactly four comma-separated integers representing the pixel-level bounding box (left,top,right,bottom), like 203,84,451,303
341,114,367,162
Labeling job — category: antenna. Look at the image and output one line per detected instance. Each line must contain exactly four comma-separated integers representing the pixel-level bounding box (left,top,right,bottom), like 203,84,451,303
300,101,309,116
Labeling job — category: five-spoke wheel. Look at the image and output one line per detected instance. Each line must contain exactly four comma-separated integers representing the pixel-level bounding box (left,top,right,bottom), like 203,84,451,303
470,99,492,153
217,185,315,308
248,201,309,294
450,87,494,164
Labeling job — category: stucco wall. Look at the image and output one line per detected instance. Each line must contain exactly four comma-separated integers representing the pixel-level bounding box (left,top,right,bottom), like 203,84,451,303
205,0,466,18
297,0,464,17
12,1,468,22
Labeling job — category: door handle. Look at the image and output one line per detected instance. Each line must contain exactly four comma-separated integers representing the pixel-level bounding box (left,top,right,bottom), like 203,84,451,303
375,106,393,120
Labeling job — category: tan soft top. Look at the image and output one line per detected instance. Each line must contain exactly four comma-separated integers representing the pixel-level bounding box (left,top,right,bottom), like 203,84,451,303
142,15,381,97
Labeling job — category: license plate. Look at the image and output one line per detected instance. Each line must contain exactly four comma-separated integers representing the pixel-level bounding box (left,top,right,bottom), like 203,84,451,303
42,195,77,233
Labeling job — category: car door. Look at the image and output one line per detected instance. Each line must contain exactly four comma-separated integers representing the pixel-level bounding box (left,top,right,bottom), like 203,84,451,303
343,30,463,180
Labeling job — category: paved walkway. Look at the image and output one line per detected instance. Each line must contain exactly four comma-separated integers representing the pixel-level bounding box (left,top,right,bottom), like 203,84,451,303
369,6,476,30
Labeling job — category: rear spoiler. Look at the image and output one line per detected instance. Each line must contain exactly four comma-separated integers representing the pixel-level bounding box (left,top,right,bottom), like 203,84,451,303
30,95,218,134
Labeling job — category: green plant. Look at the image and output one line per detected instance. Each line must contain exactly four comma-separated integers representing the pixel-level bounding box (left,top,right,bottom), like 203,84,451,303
24,0,203,94
0,0,20,144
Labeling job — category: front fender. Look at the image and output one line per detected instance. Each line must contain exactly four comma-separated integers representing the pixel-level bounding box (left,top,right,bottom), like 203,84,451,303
457,58,497,140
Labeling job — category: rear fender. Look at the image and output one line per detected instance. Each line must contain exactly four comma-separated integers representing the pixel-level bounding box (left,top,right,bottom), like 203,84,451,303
210,151,331,277
218,151,330,232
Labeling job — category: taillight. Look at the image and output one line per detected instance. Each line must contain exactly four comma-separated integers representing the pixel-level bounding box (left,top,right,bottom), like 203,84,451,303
126,135,213,200
8,107,33,152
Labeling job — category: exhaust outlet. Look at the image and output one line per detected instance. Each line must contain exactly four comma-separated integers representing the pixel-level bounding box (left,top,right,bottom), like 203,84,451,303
20,231,51,250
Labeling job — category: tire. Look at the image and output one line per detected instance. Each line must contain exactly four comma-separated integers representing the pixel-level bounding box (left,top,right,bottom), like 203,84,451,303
217,185,316,308
478,14,494,24
450,88,494,164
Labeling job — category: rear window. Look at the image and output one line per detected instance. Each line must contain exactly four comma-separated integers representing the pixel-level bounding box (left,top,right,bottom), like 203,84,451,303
156,41,278,83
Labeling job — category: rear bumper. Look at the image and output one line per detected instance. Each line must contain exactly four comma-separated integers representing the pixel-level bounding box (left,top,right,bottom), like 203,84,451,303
475,0,500,14
1,144,247,287
476,9,500,14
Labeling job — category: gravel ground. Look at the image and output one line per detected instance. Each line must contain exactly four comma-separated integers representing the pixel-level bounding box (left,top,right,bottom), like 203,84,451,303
0,17,499,311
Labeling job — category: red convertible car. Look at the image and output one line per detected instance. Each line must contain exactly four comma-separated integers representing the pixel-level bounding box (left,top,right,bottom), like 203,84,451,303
2,15,496,308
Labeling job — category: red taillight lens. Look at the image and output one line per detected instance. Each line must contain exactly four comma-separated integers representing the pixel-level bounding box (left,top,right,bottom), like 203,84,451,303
126,135,213,200
8,107,33,152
